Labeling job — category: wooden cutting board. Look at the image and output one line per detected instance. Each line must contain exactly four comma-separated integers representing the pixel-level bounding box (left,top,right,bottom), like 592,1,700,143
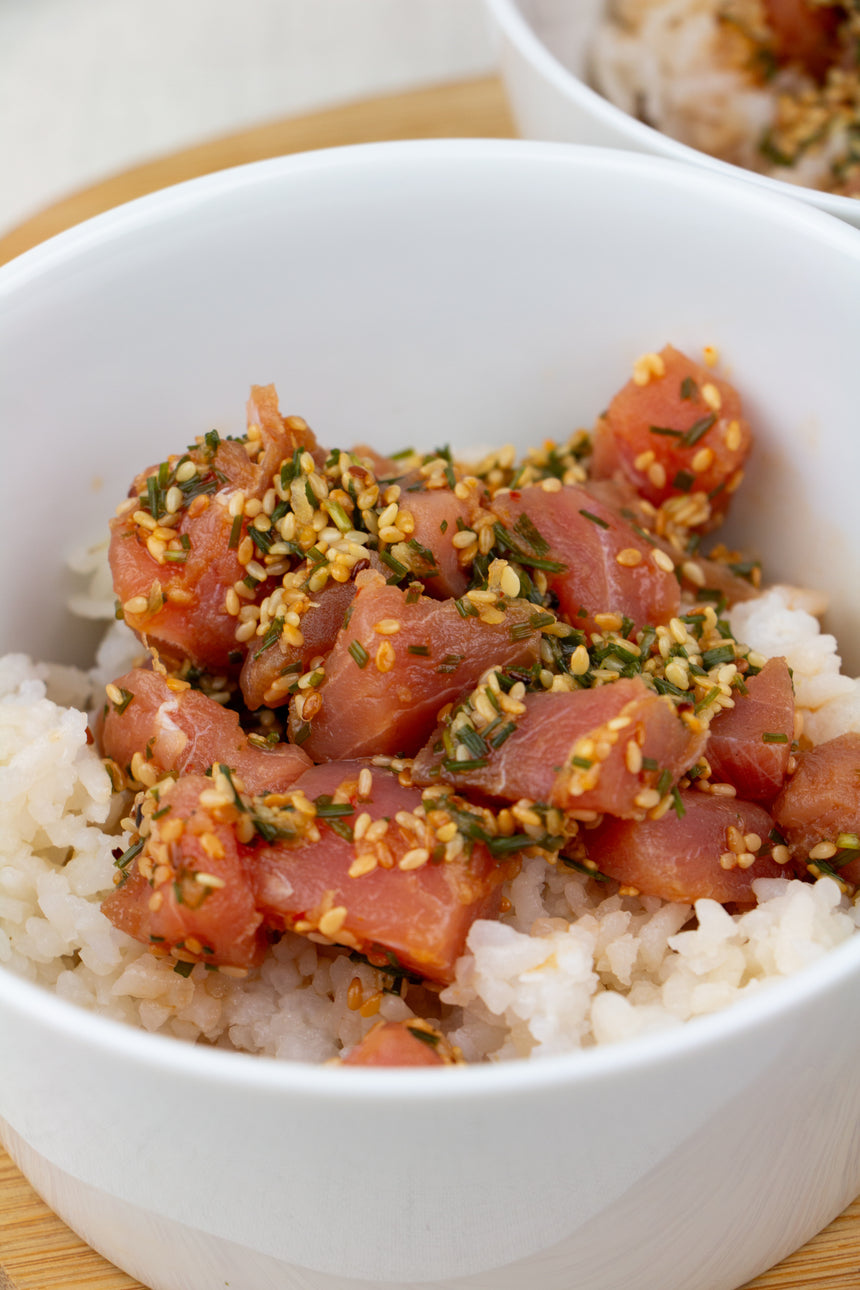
1,75,859,1290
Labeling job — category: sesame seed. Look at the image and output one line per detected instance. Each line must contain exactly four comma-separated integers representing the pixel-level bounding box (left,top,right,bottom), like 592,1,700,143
123,595,149,616
632,352,666,386
809,840,837,861
634,788,661,809
647,462,667,490
682,560,705,587
569,645,590,676
499,565,521,598
200,832,225,859
701,383,722,412
375,640,396,673
347,977,364,1010
634,449,656,472
374,618,401,635
725,420,742,452
625,741,643,774
318,906,349,938
702,345,719,368
616,548,643,568
651,548,675,574
772,845,791,865
691,447,714,474
195,872,226,889
452,529,477,549
175,460,197,483
399,848,430,871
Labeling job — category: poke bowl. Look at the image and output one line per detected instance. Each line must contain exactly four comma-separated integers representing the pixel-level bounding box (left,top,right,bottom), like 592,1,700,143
483,0,860,229
2,139,860,1290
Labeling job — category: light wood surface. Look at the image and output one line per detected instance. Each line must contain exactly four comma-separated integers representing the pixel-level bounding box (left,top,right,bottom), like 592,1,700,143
1,73,858,1290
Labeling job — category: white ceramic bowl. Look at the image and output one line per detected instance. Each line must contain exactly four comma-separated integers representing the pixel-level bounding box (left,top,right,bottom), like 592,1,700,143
484,0,860,229
2,140,860,1290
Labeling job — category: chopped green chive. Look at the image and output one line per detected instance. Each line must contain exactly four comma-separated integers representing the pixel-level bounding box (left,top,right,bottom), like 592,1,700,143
348,641,369,668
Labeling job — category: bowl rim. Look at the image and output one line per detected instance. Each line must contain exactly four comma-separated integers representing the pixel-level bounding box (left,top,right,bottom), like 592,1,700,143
483,0,860,222
3,136,860,1100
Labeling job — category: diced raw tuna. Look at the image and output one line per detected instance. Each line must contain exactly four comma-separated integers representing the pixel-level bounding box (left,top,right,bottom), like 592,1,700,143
252,760,509,983
109,386,319,670
397,487,475,598
705,658,795,803
240,571,368,711
102,774,266,968
490,483,680,635
103,761,509,981
773,732,860,882
590,345,751,527
583,791,785,903
100,667,311,793
583,477,762,607
289,571,542,761
412,677,706,818
341,1020,452,1067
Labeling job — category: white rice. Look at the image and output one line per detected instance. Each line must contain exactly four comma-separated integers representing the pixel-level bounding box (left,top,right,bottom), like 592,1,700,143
2,563,859,1064
590,0,851,192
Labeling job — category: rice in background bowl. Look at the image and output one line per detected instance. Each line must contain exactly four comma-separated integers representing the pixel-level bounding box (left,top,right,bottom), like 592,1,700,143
484,0,860,228
2,141,860,1290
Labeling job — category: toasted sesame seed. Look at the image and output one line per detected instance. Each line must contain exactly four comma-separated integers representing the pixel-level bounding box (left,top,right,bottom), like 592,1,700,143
540,477,563,493
569,645,590,676
318,906,349,938
701,383,722,412
195,872,226,889
632,352,666,386
634,788,661,809
809,840,838,861
374,618,401,636
359,992,382,1018
347,977,364,1010
665,661,689,690
691,447,714,474
725,420,742,452
726,825,745,853
647,462,667,490
625,740,643,774
634,449,655,472
499,565,521,598
175,460,197,483
651,548,675,574
200,832,225,859
703,345,719,368
616,548,643,568
744,833,762,853
375,640,396,673
399,848,430,871
772,845,791,865
123,595,149,616
682,560,705,587
594,612,623,632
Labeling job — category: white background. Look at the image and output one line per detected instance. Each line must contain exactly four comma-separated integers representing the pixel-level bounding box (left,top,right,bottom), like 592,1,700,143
0,0,495,236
